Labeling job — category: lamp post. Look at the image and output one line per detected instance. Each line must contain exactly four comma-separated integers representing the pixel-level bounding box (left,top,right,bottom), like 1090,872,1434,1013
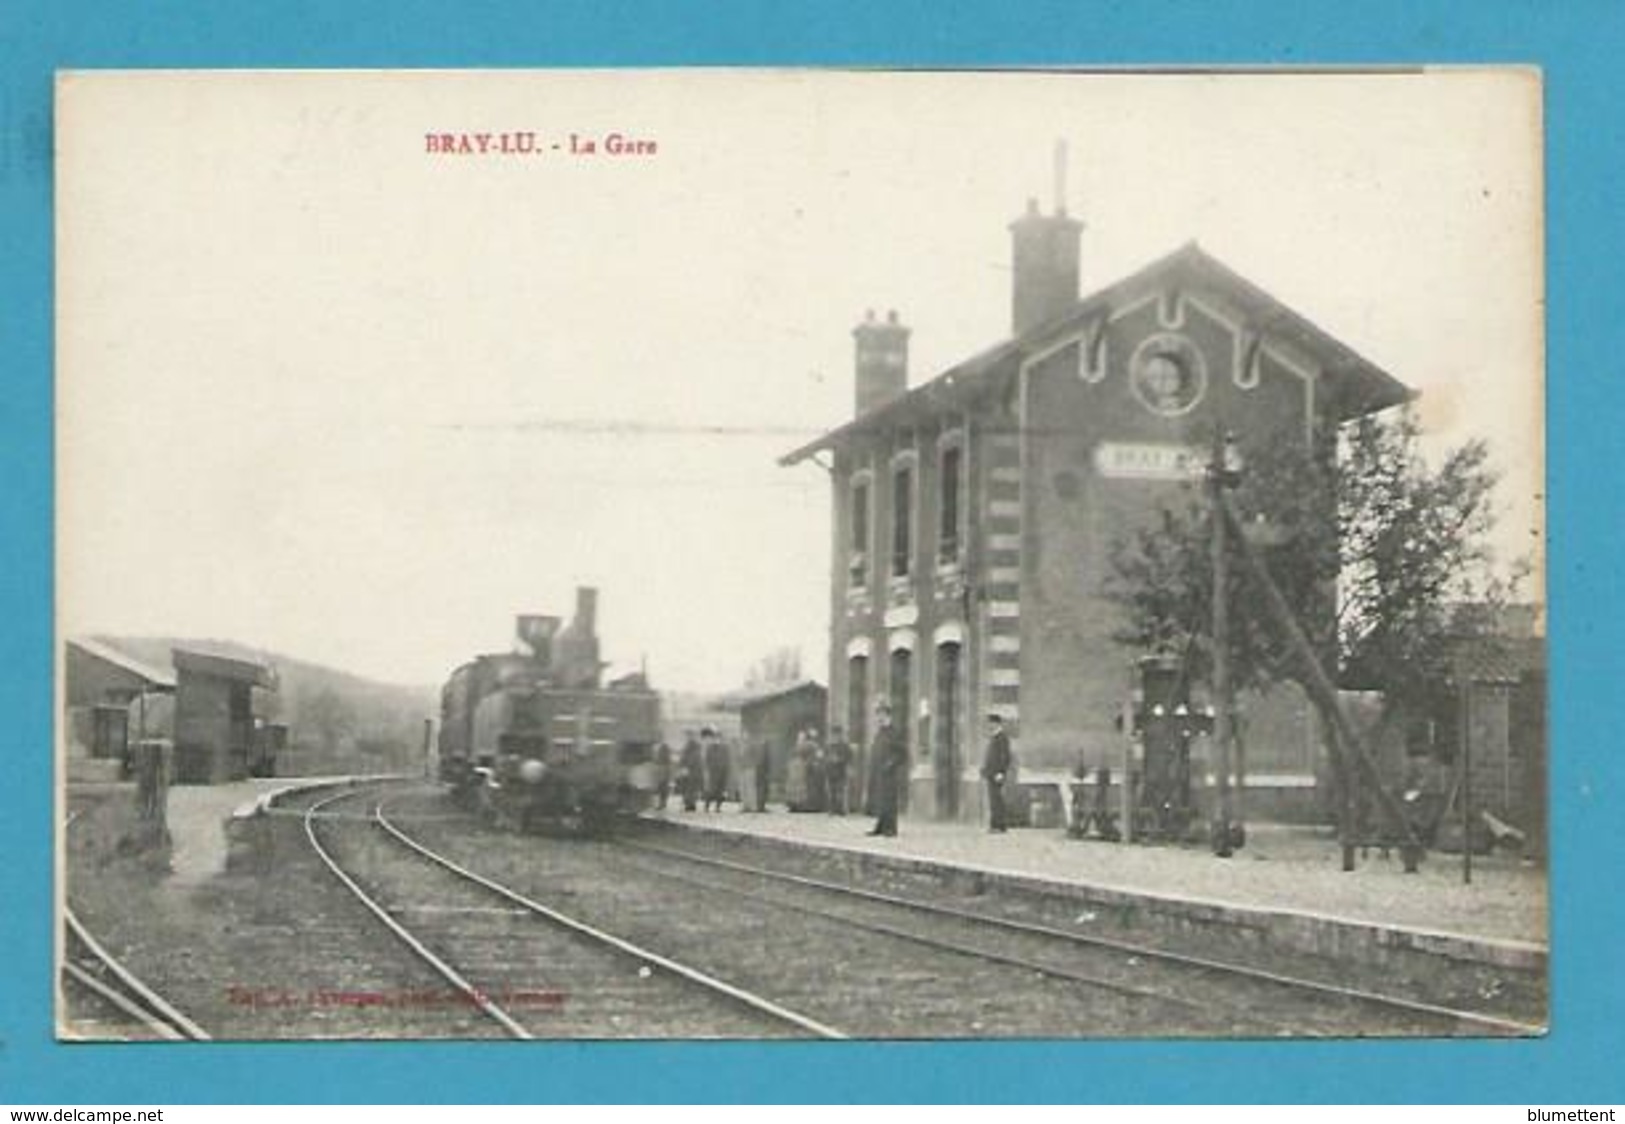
1209,431,1244,857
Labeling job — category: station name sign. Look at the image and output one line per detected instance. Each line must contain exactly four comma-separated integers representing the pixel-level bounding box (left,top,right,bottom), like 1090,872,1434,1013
1094,442,1205,482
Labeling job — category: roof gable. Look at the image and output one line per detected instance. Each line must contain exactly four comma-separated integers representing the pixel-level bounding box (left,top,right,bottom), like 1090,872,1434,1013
782,243,1413,465
67,636,176,690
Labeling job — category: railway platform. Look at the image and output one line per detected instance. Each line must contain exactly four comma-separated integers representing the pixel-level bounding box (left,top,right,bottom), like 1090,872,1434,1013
67,775,371,884
654,804,1548,974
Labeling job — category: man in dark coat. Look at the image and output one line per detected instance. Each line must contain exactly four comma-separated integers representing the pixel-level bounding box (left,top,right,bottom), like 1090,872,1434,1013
652,740,673,811
754,739,771,810
824,725,853,815
677,731,703,812
701,727,730,812
865,703,907,837
982,713,1013,833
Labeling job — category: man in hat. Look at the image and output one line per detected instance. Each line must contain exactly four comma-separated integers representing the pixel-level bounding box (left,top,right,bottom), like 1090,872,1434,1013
701,727,730,812
865,701,907,837
677,730,703,812
982,712,1013,833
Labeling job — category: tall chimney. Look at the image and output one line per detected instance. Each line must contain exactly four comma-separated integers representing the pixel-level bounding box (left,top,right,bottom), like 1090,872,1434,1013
852,308,909,416
1009,196,1083,336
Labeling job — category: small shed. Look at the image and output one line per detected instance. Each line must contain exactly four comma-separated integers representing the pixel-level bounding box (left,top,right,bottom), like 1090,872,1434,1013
172,648,278,784
716,680,828,799
64,637,177,778
1446,635,1546,857
1356,629,1546,855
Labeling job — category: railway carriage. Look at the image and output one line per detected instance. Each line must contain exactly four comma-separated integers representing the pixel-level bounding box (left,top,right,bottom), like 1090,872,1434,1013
438,588,661,832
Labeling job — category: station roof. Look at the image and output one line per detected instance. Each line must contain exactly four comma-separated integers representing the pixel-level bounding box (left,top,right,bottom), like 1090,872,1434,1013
781,242,1415,466
711,678,827,713
173,647,278,690
67,636,176,690
1449,635,1545,686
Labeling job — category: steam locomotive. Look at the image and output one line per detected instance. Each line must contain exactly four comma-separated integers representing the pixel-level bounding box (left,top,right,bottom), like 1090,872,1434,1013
437,588,662,832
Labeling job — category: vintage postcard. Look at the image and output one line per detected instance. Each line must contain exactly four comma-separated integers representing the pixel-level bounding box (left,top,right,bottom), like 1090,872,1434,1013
56,68,1545,1041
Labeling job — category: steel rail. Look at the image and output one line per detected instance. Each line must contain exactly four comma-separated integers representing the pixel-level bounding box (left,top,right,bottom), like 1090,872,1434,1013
622,837,1544,1038
61,962,186,1041
62,908,212,1041
374,799,848,1040
302,788,535,1039
608,846,1225,1023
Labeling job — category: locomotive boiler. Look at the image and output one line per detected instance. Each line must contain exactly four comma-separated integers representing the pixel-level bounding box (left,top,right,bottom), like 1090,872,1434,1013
437,587,661,832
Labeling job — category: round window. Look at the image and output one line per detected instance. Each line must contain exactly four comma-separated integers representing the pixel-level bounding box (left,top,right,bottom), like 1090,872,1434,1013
1128,332,1208,417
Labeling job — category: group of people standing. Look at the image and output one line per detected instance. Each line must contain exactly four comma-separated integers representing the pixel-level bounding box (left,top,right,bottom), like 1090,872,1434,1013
786,726,854,814
653,727,734,813
652,724,856,815
649,706,1016,838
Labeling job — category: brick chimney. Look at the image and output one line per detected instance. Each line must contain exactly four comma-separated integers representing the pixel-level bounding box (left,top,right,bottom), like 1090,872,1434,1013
1009,197,1083,336
853,308,909,416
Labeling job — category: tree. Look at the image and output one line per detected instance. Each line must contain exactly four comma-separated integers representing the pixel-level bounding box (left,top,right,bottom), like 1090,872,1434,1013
302,686,358,754
1106,407,1519,723
744,646,803,690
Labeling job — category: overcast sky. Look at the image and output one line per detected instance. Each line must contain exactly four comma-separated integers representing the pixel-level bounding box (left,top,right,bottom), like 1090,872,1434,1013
57,69,1542,690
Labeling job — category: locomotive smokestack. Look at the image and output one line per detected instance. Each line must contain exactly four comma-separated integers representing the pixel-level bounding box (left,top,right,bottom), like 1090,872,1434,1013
573,587,598,641
549,586,603,689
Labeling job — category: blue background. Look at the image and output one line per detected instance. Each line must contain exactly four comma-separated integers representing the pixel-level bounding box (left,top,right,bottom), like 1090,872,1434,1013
3,0,1619,1104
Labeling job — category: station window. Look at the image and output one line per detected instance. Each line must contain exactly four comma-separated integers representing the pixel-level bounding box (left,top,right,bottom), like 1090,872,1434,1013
938,444,963,562
848,655,869,748
91,705,128,760
849,478,870,588
891,463,914,578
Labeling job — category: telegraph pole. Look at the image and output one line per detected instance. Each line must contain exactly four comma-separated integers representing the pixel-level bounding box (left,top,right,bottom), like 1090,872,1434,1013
1209,432,1239,857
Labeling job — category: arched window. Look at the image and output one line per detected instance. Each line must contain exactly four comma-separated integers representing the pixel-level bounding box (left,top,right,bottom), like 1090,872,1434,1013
847,654,869,748
889,647,913,749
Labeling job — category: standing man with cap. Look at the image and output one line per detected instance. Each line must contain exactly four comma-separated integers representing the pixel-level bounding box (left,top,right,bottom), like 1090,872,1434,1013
982,713,1013,833
865,701,907,837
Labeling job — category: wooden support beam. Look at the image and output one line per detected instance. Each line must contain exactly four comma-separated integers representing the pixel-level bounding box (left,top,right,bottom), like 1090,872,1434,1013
1219,495,1425,870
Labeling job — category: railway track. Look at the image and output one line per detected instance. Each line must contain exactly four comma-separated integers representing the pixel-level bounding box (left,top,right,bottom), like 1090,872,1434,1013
383,788,1282,1036
616,834,1545,1038
61,805,211,1041
61,906,212,1042
305,785,843,1038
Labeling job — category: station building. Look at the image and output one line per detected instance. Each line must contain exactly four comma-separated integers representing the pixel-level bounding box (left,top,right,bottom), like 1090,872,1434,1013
64,638,279,784
783,197,1411,821
64,637,176,782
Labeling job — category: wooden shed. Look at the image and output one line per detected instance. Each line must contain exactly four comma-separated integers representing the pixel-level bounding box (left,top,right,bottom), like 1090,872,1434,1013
717,680,828,800
172,648,278,784
64,637,177,780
